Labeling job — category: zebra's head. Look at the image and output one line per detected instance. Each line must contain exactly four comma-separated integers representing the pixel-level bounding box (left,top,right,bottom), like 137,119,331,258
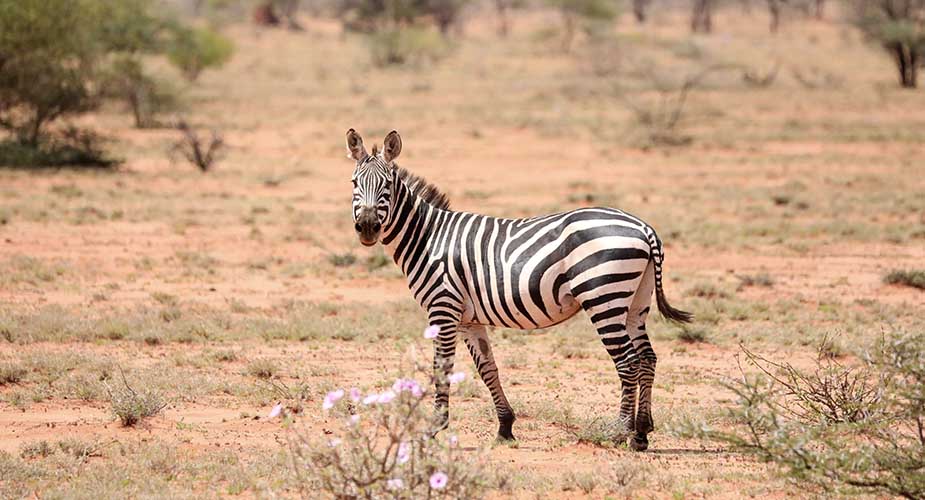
345,129,402,247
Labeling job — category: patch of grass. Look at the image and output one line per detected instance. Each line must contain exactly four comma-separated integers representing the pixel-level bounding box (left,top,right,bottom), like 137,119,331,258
365,252,391,271
685,282,730,299
211,349,239,362
151,292,179,307
0,361,26,385
246,359,278,379
553,337,592,359
1,255,67,286
566,417,630,448
737,273,775,289
19,441,55,459
883,269,925,290
106,370,168,427
56,438,103,460
675,325,709,344
561,470,598,494
328,252,357,268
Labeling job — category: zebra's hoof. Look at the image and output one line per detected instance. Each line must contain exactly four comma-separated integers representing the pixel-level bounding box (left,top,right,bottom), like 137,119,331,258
496,430,517,443
629,434,649,452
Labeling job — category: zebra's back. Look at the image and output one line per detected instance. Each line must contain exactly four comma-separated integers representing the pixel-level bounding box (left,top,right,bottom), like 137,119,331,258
439,206,654,330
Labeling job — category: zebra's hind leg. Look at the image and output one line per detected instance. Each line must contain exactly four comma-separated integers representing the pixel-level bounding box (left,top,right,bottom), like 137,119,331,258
580,293,639,443
460,324,516,441
626,263,657,451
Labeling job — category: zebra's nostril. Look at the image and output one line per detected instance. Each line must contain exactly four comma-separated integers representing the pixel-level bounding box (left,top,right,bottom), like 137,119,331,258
372,222,381,231
354,223,362,233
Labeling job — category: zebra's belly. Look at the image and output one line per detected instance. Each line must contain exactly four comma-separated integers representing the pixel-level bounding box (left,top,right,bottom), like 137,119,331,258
529,294,582,329
462,293,582,330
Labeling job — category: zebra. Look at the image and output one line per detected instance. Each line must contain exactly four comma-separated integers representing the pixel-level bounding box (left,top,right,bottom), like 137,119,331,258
346,129,692,451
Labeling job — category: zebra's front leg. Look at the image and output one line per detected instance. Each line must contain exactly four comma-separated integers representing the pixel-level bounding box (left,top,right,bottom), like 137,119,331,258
460,324,516,442
431,322,459,436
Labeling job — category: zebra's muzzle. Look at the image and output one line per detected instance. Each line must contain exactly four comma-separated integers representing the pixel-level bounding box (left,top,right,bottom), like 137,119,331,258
355,209,381,246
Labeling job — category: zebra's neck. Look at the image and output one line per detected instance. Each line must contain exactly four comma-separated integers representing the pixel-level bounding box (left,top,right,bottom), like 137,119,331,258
381,170,443,279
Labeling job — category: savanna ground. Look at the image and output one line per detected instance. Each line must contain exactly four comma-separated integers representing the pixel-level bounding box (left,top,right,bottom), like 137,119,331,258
2,5,925,498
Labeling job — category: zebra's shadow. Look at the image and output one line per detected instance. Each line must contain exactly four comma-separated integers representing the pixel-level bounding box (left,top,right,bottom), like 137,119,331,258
645,447,729,455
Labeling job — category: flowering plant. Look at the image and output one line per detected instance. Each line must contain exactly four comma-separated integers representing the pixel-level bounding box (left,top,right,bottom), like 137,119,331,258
287,335,486,499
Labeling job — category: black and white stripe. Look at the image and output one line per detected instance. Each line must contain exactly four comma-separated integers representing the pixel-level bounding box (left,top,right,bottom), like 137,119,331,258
346,130,692,450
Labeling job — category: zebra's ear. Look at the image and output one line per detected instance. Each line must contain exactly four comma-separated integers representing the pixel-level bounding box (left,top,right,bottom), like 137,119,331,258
346,128,368,162
382,130,402,163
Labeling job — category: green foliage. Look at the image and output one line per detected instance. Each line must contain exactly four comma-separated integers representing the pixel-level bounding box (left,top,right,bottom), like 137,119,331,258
545,0,619,20
851,0,925,87
103,57,182,129
368,27,451,67
0,0,232,158
336,0,472,33
0,130,114,168
677,333,925,499
884,269,925,290
0,0,100,146
166,27,235,82
94,0,172,54
544,0,618,50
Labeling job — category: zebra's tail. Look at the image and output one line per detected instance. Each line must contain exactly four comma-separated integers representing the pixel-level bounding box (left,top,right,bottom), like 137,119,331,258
648,231,693,324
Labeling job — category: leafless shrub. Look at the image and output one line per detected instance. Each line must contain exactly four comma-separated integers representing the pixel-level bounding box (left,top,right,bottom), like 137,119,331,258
104,367,167,427
677,332,925,499
171,120,224,172
742,61,780,87
618,63,734,147
791,66,845,89
742,336,888,424
691,0,714,32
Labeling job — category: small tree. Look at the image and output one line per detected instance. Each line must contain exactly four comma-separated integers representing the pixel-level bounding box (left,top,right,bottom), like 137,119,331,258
633,0,650,23
852,0,925,88
493,0,517,36
0,0,100,146
166,27,235,82
545,0,619,51
767,0,784,32
103,57,182,129
691,0,713,33
425,0,471,35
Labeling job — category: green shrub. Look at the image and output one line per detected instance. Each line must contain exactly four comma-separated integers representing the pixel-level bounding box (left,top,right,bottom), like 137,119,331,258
0,129,114,168
884,269,925,290
0,0,101,146
105,370,167,427
335,0,472,34
166,27,234,82
368,27,451,67
103,57,182,129
544,0,618,51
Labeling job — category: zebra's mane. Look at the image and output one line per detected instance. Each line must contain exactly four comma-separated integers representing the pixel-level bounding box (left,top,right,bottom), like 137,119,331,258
395,166,451,210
